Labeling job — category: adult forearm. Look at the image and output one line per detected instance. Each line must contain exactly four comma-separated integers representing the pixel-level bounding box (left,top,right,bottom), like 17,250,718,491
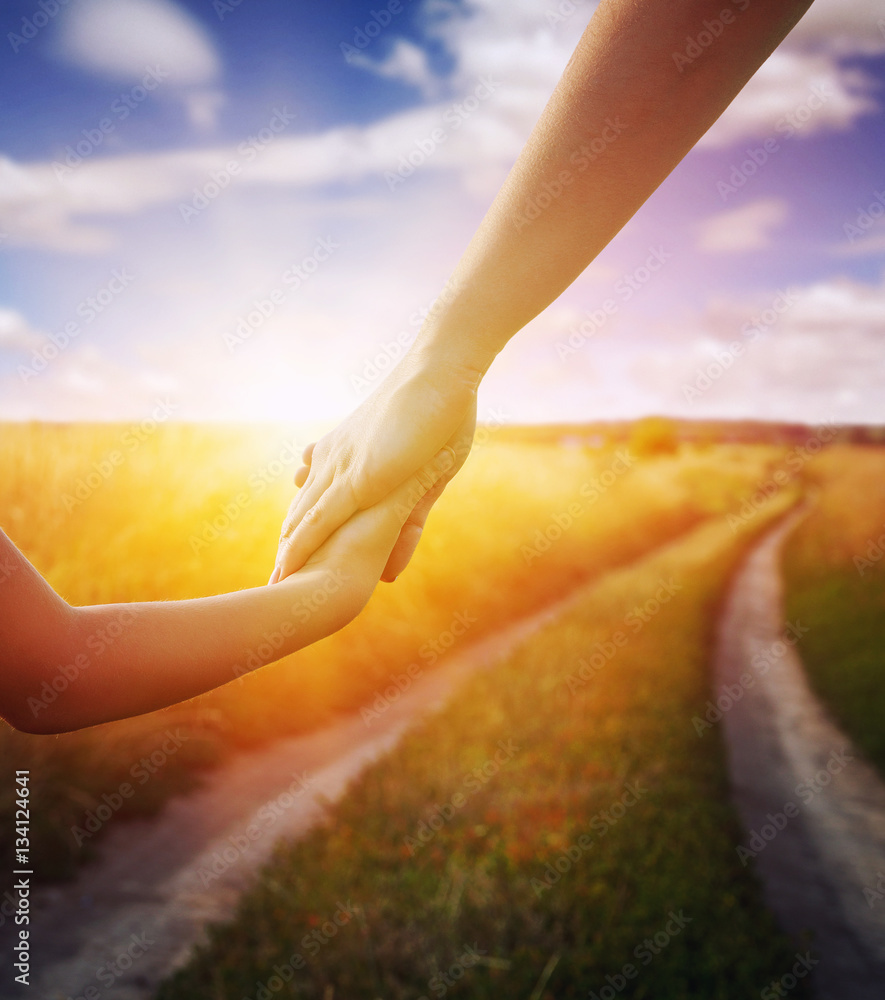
412,0,814,376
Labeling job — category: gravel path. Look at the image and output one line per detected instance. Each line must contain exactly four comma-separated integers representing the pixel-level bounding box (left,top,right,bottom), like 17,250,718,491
714,507,885,999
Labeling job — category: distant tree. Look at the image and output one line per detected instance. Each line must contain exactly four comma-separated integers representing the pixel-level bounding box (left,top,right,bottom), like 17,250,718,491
629,416,680,457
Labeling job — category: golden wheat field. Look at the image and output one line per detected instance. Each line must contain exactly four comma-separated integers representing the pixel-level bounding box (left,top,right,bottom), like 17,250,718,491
0,421,790,874
784,445,885,569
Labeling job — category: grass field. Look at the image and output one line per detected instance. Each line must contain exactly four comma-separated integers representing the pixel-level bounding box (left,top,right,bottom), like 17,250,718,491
155,494,808,999
782,445,885,776
0,422,788,879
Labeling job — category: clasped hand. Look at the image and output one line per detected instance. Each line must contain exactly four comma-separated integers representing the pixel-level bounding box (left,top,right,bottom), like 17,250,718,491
270,349,479,587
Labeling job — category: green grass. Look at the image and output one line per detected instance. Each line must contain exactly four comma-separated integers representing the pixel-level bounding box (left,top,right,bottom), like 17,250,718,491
781,446,885,778
782,557,885,776
156,498,808,1000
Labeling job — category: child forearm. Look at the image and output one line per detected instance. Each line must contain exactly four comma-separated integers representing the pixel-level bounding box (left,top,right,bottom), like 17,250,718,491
16,566,357,735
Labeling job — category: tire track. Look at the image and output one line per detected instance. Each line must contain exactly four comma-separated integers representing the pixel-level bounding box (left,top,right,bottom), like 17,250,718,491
714,507,885,999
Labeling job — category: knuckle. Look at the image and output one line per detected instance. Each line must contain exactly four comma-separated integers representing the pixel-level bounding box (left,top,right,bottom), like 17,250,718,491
313,432,335,462
302,503,323,525
347,466,373,508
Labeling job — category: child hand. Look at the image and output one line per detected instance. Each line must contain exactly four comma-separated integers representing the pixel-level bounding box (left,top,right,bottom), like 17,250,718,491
277,443,458,633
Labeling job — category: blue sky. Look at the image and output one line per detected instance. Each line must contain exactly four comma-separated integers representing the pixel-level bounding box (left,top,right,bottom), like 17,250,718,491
0,0,884,425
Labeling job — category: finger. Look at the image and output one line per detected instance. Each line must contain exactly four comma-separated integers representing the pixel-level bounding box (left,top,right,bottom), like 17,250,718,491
270,469,332,582
381,523,423,584
380,431,465,582
273,478,358,583
291,440,318,494
404,444,457,504
380,478,447,582
381,413,475,583
377,445,456,581
278,466,328,543
375,445,455,532
277,444,455,585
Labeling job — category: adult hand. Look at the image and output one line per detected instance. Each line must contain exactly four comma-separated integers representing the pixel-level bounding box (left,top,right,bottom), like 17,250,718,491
270,349,479,585
285,440,463,631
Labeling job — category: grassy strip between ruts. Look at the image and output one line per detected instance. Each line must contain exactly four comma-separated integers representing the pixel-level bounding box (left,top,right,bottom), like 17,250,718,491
156,492,810,1000
782,446,885,777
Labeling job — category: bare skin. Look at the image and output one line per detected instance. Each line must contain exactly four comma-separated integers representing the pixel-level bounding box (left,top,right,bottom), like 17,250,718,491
0,447,454,734
271,0,816,585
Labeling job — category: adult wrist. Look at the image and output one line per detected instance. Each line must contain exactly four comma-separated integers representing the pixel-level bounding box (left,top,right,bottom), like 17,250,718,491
408,302,501,391
405,335,487,399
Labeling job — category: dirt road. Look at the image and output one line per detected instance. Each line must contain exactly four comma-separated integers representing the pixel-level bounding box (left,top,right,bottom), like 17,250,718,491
714,508,885,999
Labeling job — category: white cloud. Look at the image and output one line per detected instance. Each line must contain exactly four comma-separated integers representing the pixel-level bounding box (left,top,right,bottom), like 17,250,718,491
351,39,442,98
0,313,354,422
698,276,885,344
0,342,184,421
432,270,885,425
183,90,228,133
470,270,885,425
832,204,885,258
629,326,882,422
634,274,885,422
696,198,788,254
699,51,876,148
689,0,884,148
0,89,519,252
0,0,585,252
787,0,885,56
782,275,885,333
423,0,879,151
3,0,877,254
834,229,885,258
55,0,219,85
0,309,44,352
54,0,224,130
